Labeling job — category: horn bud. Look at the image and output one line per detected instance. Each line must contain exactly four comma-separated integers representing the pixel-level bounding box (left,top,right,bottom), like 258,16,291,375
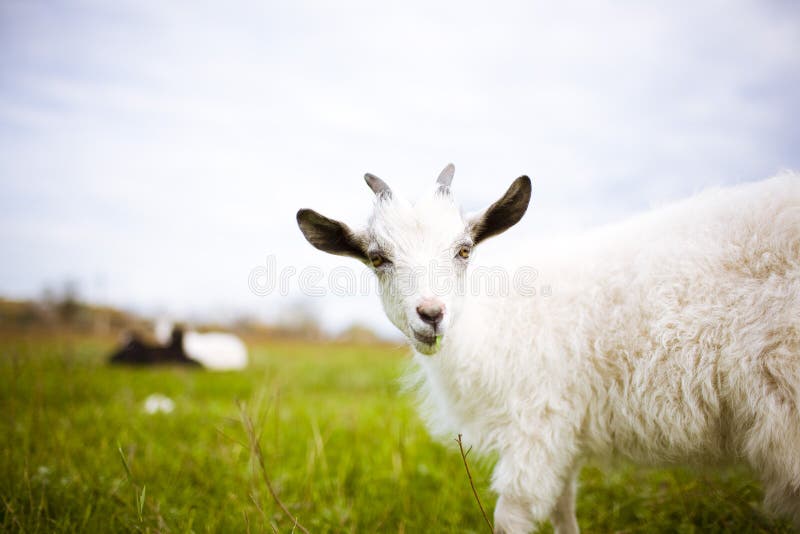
364,173,392,198
436,163,455,192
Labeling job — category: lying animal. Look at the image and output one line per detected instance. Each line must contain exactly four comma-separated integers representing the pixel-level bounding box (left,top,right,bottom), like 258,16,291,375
110,328,201,367
155,319,248,370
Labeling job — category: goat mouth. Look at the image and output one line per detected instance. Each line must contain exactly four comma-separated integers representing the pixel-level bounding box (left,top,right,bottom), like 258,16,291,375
412,330,442,354
413,331,437,345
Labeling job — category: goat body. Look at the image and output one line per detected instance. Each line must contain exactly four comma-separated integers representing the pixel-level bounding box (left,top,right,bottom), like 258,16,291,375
297,167,800,533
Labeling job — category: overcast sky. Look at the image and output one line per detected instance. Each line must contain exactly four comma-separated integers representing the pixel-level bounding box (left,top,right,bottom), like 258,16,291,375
1,0,799,335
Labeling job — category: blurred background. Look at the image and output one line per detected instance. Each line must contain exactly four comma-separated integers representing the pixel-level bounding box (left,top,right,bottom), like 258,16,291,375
2,2,800,532
2,0,799,337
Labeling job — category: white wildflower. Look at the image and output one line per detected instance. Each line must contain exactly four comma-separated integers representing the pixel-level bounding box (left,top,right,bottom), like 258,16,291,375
143,394,175,414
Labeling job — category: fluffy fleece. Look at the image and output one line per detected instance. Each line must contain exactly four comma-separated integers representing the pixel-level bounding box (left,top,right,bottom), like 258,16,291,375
409,173,800,533
298,169,800,533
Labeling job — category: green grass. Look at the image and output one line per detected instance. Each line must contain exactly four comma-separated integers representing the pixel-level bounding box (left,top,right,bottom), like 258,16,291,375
0,333,791,533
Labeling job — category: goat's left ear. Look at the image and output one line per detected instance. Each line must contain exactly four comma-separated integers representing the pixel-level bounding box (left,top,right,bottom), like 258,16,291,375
296,209,367,260
469,176,532,244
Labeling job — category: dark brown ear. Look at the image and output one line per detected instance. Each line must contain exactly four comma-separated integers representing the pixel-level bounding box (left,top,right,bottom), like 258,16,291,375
296,209,367,260
469,176,532,244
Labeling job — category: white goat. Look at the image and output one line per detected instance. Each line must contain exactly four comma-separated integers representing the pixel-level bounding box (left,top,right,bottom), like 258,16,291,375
155,319,248,371
297,165,800,533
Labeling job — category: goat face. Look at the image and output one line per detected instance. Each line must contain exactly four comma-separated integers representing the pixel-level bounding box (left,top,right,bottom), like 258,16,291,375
297,164,531,355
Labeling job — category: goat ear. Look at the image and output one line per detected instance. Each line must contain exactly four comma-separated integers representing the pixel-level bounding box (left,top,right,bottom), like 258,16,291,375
296,209,367,260
469,176,532,244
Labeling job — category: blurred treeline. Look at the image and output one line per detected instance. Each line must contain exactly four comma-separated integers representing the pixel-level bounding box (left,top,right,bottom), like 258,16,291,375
0,284,385,344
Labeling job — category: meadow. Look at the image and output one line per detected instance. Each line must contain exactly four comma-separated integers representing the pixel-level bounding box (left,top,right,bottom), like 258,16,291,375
0,333,792,533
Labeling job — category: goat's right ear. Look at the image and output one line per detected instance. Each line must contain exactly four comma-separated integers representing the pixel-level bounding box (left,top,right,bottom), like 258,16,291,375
296,209,367,260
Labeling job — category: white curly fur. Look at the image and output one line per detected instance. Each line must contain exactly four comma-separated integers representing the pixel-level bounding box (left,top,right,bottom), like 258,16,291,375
299,170,800,533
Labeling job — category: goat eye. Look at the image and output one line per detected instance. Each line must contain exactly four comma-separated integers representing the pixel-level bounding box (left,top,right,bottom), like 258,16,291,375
457,245,472,259
369,253,386,268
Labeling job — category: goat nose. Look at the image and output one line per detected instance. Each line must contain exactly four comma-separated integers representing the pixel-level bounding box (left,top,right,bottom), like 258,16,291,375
416,300,444,327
